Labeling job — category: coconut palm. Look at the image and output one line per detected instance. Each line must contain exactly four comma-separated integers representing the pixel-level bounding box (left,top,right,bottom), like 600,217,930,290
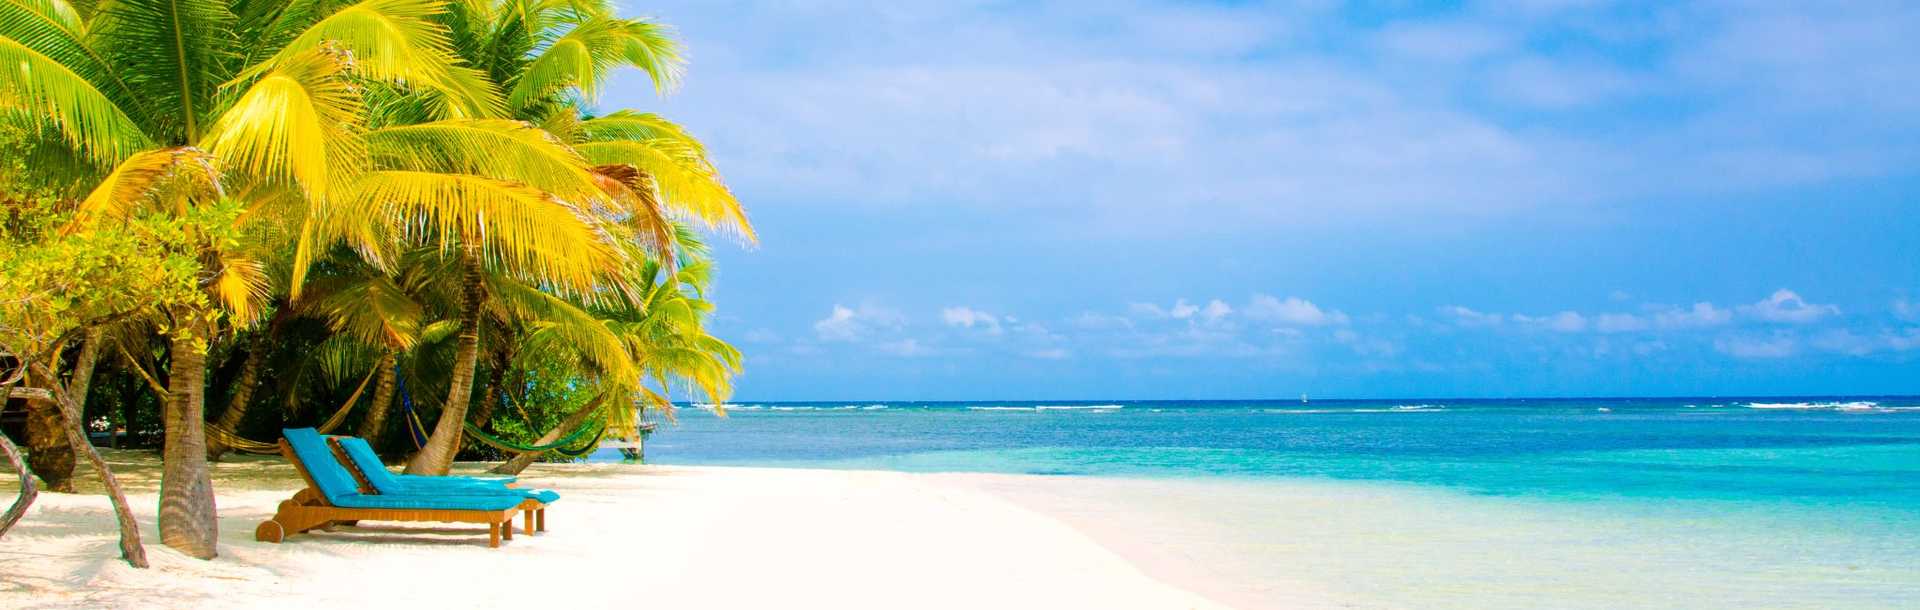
394,0,753,475
1,0,752,560
0,0,538,558
486,233,740,475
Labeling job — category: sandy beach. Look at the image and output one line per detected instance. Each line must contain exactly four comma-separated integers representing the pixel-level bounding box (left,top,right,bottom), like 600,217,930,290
0,452,1231,610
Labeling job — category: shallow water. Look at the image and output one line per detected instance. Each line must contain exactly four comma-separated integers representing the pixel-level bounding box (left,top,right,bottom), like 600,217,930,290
624,397,1920,608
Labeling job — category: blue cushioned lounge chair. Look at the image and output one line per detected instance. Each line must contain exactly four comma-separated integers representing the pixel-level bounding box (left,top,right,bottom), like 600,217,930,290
331,436,558,533
255,428,538,547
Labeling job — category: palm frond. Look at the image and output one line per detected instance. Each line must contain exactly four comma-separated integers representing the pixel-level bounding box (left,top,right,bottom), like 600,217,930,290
344,169,626,297
487,275,637,390
588,163,675,259
574,139,752,241
364,118,601,202
211,253,271,326
0,33,149,164
0,0,151,125
238,0,504,119
311,273,423,350
203,47,363,202
505,16,681,111
90,0,235,142
69,146,218,226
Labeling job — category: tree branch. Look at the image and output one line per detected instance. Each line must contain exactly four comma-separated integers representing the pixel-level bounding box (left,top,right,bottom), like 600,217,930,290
113,341,171,401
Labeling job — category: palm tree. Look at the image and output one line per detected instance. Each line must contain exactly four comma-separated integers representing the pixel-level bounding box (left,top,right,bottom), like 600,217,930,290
395,0,754,475
488,236,742,475
0,0,519,559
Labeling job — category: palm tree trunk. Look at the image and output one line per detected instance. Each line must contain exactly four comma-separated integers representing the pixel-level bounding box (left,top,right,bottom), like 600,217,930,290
23,330,104,492
406,247,487,475
205,332,268,461
470,346,512,429
356,353,399,441
25,359,149,567
22,382,74,492
158,310,217,559
490,394,605,475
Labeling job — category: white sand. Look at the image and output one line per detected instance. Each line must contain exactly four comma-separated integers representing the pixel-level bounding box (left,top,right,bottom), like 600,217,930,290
0,451,1230,610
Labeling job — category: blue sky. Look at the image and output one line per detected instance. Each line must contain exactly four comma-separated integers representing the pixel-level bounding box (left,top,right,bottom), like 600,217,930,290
604,1,1920,400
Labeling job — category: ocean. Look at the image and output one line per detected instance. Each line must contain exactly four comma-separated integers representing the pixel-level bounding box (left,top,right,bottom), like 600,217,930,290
619,397,1920,608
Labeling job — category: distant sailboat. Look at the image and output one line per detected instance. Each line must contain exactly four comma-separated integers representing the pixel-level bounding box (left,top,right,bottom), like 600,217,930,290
1301,393,1309,404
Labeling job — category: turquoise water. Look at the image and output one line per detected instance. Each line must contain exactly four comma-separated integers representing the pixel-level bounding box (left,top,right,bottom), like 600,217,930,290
627,397,1920,505
627,398,1920,607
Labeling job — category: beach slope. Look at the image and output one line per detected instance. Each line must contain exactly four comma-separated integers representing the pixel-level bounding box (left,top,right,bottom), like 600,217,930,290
0,452,1226,609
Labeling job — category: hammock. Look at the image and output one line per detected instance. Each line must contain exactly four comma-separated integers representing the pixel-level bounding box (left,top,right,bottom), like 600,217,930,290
205,364,377,454
462,418,603,455
399,370,429,450
396,366,602,457
551,426,606,457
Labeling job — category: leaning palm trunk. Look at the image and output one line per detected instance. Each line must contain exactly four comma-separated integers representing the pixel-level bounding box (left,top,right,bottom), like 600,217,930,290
65,330,102,421
470,345,514,429
22,378,74,492
158,312,218,559
356,353,400,442
406,248,487,475
490,394,606,475
205,333,268,461
25,332,104,492
21,359,149,567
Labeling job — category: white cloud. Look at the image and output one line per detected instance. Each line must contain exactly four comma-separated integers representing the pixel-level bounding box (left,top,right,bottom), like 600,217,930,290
1810,328,1920,355
1072,312,1135,330
1895,298,1918,321
813,304,906,341
1246,295,1349,326
1200,299,1233,322
941,306,1002,333
1374,21,1515,64
1333,329,1401,358
876,339,932,357
635,1,1920,236
1441,305,1504,328
813,305,861,341
1447,301,1732,334
1890,329,1920,352
1739,289,1840,324
1715,335,1797,359
1594,313,1649,333
1653,302,1734,329
1516,311,1588,333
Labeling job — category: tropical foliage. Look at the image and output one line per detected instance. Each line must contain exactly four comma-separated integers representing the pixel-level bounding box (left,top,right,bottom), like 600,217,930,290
0,0,749,565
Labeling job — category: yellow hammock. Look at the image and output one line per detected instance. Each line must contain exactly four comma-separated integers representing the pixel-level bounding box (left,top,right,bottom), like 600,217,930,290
203,364,378,455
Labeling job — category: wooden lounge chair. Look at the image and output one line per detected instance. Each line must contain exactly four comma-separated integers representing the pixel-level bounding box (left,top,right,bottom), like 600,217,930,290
329,435,558,535
256,428,537,548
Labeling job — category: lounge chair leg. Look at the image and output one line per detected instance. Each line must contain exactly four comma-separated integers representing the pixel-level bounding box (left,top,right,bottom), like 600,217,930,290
537,508,545,532
524,510,534,534
489,522,501,548
503,519,513,541
255,519,286,543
